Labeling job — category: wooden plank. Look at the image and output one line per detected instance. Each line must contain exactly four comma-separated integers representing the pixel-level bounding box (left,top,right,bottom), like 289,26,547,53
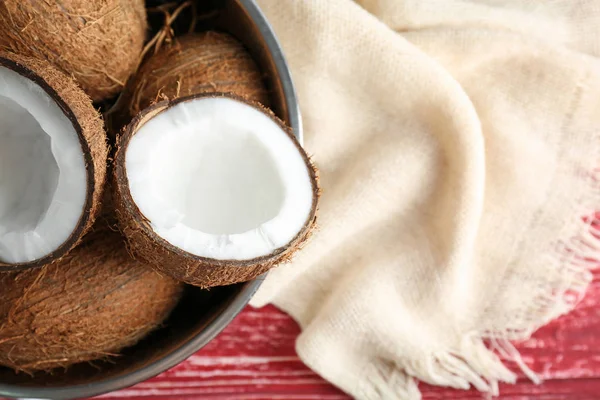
1,272,598,399
101,269,600,399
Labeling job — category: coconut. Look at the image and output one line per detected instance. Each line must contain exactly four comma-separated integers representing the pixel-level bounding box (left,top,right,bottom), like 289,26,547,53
0,53,108,272
113,94,319,288
128,31,270,116
0,0,147,102
0,215,184,373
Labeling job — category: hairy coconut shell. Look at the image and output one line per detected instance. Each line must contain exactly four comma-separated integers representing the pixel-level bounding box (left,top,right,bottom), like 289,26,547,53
0,215,184,373
0,0,147,101
128,31,270,116
0,53,108,272
113,94,319,288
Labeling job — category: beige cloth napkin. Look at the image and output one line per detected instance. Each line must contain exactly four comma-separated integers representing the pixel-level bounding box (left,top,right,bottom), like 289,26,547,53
251,1,600,398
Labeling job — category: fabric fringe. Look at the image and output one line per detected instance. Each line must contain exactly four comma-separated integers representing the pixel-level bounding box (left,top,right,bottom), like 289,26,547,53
360,164,600,399
361,335,515,399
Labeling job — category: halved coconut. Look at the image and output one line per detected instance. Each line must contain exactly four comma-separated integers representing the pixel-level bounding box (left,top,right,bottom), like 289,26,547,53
114,94,319,288
0,53,107,271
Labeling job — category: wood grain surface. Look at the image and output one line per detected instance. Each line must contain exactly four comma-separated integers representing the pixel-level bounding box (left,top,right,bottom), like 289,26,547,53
89,269,600,399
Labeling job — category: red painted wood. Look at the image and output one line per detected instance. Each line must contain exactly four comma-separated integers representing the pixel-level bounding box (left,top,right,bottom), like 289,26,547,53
0,270,595,399
94,269,600,399
99,306,346,399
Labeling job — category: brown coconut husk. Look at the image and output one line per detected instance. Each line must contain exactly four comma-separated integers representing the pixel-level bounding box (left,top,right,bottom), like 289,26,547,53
0,214,184,374
0,0,147,102
113,94,319,288
0,53,108,272
128,31,270,116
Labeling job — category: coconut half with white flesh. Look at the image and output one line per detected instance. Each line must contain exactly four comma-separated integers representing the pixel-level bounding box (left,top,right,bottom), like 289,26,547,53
0,53,107,271
114,94,319,288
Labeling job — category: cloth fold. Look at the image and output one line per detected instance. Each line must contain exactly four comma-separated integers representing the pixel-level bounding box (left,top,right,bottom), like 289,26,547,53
251,1,600,398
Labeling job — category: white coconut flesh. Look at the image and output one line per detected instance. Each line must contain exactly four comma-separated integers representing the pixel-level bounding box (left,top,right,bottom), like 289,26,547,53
0,66,87,264
126,97,314,260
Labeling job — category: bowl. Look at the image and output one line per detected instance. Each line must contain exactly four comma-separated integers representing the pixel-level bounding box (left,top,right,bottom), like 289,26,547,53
0,1,300,398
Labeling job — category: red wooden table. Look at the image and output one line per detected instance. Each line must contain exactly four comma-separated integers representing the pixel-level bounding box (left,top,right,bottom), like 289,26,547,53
95,270,600,399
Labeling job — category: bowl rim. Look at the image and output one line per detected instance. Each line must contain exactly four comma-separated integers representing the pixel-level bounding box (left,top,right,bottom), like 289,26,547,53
0,0,300,398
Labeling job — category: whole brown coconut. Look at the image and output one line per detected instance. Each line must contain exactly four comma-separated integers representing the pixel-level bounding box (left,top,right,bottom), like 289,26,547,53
0,216,183,373
0,0,147,101
113,94,319,289
0,52,107,272
128,31,270,116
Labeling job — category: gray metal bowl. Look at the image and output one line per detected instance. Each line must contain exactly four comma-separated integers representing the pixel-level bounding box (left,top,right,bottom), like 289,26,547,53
0,1,300,398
